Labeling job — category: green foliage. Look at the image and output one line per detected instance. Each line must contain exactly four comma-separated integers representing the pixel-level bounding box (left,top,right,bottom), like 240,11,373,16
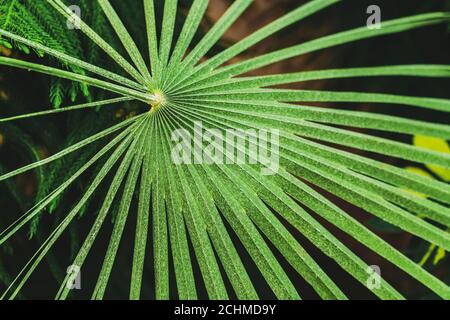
0,0,449,300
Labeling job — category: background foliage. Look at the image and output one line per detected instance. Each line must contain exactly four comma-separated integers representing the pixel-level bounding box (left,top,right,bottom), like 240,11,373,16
0,0,449,299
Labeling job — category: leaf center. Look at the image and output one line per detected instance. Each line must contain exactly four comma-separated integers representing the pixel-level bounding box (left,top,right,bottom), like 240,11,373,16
149,90,167,112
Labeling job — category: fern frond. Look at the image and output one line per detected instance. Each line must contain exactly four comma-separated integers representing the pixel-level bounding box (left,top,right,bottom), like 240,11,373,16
0,0,449,301
0,0,91,105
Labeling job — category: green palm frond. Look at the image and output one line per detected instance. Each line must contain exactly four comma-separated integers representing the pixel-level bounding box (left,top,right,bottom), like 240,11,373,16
0,0,449,300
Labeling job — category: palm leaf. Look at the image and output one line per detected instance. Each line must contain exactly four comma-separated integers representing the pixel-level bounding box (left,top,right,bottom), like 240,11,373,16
0,0,449,300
